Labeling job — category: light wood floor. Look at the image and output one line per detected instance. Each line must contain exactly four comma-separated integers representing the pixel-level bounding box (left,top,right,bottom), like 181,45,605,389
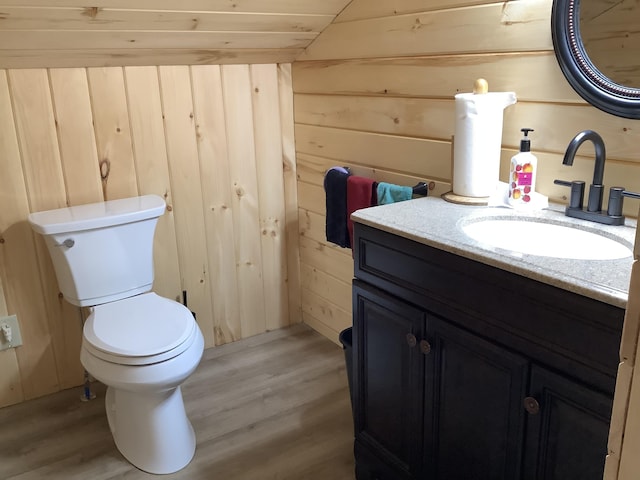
0,324,355,480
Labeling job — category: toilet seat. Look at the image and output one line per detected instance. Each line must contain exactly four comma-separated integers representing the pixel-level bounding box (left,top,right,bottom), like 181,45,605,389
84,292,197,366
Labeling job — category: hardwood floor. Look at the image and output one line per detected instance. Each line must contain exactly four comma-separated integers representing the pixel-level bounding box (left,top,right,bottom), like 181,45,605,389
0,324,355,479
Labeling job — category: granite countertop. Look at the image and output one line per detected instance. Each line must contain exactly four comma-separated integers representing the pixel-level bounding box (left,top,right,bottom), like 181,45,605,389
351,196,636,309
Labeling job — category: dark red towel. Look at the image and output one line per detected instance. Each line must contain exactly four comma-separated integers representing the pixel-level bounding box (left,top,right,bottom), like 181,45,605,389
347,176,377,250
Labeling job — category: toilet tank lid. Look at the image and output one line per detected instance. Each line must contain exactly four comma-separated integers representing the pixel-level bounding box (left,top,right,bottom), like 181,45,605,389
28,195,166,235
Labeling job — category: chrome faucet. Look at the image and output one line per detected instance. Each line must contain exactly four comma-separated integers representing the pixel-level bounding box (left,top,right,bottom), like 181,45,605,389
554,130,631,225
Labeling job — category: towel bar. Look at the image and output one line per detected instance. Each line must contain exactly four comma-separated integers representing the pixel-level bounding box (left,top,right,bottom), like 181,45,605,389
336,167,428,197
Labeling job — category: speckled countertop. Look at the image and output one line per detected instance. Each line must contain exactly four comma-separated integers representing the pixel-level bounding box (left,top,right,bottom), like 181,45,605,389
351,196,636,309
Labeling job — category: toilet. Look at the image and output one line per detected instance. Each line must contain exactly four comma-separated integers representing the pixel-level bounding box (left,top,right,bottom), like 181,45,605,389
28,194,204,475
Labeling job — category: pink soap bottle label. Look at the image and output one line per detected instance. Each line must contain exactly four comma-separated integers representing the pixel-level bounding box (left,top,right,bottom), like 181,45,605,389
517,171,532,186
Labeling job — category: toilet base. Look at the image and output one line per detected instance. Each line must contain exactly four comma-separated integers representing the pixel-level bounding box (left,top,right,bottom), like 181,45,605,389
105,385,196,474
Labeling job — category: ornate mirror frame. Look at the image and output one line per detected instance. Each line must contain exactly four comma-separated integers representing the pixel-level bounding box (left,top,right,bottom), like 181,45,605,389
552,0,640,119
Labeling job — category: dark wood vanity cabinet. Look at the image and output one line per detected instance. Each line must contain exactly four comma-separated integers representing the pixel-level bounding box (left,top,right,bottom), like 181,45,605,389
352,223,624,480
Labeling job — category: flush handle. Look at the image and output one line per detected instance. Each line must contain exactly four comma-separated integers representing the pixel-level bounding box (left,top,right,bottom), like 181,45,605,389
54,238,75,248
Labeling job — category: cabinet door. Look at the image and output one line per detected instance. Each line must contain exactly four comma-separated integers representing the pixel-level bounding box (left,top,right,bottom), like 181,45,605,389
522,365,612,480
353,282,425,478
423,317,529,480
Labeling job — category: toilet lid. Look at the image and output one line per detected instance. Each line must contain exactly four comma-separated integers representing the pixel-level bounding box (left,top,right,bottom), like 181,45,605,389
84,293,196,363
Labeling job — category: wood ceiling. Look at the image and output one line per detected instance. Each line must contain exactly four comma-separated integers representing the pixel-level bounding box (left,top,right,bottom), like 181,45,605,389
0,0,353,68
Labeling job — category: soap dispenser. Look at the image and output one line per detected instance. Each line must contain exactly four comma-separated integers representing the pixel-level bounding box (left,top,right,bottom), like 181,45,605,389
508,128,537,205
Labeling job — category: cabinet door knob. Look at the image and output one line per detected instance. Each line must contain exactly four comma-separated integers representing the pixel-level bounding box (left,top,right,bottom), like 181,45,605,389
406,333,417,347
523,396,540,415
420,339,431,355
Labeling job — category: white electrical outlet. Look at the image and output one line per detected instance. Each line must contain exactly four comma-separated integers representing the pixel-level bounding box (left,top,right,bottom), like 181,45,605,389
0,315,23,351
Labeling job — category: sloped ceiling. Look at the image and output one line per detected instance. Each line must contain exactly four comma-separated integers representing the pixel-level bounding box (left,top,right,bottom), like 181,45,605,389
0,0,353,68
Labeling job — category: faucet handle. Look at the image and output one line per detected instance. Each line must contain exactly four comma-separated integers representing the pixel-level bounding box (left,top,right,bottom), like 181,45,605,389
554,179,585,209
607,187,624,217
554,180,571,187
622,190,640,200
608,187,640,218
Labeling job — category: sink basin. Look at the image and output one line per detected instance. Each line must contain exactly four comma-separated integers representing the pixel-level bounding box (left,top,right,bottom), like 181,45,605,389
461,217,633,260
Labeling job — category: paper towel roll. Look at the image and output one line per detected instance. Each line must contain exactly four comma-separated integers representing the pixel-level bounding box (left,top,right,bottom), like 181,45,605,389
453,91,517,198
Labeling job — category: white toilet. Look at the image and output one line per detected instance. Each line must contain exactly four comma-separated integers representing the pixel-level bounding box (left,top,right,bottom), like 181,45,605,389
28,194,204,475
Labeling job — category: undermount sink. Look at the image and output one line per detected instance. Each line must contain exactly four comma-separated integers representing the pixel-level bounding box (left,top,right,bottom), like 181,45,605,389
461,216,633,260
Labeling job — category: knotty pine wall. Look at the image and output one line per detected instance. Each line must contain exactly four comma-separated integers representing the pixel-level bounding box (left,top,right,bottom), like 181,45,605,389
292,0,640,345
0,63,300,408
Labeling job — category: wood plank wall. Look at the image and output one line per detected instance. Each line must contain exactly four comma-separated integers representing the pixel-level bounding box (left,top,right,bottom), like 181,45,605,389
292,0,640,345
0,63,300,408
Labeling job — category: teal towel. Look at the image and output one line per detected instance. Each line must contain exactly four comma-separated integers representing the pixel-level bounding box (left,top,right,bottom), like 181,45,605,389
377,182,413,205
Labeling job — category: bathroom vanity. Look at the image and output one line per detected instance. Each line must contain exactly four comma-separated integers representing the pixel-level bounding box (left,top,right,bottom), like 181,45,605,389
350,197,634,480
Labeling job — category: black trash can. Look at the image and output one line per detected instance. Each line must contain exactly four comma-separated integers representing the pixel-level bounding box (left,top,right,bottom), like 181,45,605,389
339,327,354,413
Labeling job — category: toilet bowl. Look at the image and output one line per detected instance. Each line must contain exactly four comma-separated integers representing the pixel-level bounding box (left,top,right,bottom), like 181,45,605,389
81,293,204,474
27,195,205,475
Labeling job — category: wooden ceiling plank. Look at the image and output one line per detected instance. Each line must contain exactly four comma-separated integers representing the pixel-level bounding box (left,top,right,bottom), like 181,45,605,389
0,30,317,50
300,2,552,61
0,7,334,33
335,0,492,23
0,48,303,68
0,0,353,15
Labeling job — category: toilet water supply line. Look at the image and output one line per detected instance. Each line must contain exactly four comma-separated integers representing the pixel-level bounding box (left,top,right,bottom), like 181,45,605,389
80,308,96,402
81,369,95,402
183,290,196,319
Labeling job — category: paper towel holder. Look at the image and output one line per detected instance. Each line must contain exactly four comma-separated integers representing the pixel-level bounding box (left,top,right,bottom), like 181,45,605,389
442,79,517,205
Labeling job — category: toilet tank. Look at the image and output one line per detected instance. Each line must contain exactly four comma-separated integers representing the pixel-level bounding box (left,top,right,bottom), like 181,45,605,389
28,195,166,307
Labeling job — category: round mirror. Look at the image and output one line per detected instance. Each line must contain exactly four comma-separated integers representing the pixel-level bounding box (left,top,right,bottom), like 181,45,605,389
580,0,640,88
552,0,640,118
